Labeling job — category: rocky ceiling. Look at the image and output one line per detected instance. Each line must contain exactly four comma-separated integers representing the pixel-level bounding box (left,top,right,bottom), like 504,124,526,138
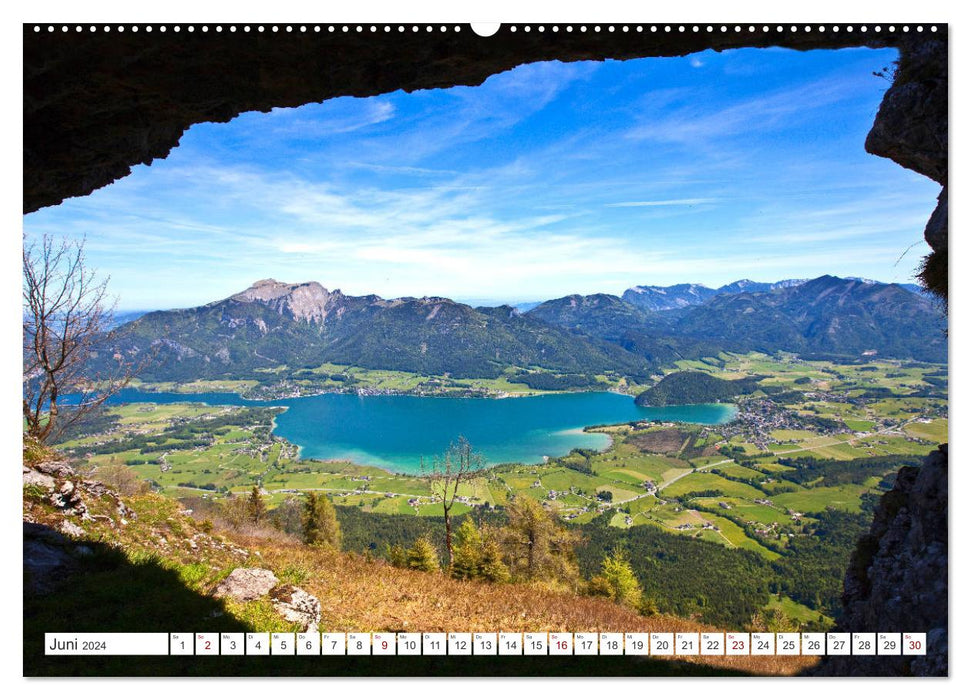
23,24,947,297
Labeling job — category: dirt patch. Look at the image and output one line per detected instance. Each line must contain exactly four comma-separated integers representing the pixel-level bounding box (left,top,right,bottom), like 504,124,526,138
629,429,686,454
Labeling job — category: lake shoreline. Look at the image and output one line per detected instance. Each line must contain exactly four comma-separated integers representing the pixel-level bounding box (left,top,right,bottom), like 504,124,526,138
92,389,737,476
130,379,643,402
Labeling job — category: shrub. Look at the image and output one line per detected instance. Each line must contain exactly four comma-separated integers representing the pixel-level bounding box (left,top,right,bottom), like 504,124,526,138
94,464,150,497
406,536,440,572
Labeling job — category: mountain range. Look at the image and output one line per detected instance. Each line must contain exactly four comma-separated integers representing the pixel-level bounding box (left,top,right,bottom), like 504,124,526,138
620,278,924,312
105,275,946,383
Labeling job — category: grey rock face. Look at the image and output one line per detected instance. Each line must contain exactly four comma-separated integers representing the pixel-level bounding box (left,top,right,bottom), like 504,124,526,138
865,36,947,302
811,445,947,676
23,467,56,492
213,567,280,602
270,584,322,632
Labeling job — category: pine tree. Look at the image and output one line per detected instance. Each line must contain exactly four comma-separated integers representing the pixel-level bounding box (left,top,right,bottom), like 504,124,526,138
450,518,483,580
247,484,266,524
639,596,661,617
303,492,342,548
386,544,407,568
478,539,510,583
498,496,582,587
406,536,440,572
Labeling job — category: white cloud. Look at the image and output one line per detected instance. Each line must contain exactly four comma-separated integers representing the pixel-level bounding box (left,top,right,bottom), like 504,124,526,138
606,198,718,208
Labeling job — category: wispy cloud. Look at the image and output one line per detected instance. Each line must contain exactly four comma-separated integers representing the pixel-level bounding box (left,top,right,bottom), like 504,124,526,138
606,198,719,208
625,73,876,144
267,99,396,137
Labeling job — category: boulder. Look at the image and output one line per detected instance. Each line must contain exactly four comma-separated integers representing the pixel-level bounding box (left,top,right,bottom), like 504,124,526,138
270,584,321,632
213,567,279,602
23,467,56,492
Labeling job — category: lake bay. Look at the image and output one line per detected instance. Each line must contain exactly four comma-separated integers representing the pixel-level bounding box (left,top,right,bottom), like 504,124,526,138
102,389,736,474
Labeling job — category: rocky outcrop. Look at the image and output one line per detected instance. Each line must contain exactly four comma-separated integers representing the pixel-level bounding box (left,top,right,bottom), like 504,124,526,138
212,570,321,630
230,279,340,325
24,459,135,524
23,522,84,595
865,36,948,302
270,584,322,632
811,445,948,676
213,567,280,602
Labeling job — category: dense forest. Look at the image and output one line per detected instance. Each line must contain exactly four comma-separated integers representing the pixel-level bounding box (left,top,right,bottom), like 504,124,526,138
574,513,775,627
635,371,763,406
330,503,863,629
777,454,925,487
770,508,872,613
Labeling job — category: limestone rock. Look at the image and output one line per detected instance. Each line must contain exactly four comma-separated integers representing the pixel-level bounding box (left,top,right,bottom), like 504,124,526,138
270,584,321,632
31,460,76,479
23,466,56,492
865,37,947,186
232,279,338,325
864,36,947,301
59,520,86,538
213,567,279,602
47,479,89,519
811,445,948,676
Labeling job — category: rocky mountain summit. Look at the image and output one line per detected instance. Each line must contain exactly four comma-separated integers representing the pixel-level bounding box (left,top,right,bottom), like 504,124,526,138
532,276,946,364
229,278,343,325
101,274,946,385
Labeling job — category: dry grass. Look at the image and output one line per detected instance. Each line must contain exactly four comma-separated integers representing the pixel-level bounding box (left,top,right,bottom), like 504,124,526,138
238,533,816,676
25,472,814,677
23,434,59,467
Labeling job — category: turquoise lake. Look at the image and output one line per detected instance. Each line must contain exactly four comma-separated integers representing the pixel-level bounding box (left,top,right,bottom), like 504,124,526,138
103,389,737,474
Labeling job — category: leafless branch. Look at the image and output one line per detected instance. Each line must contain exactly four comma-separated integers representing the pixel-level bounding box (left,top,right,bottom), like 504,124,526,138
419,435,484,567
23,233,141,443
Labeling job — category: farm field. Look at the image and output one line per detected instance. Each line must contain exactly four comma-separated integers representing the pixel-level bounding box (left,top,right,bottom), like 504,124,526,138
57,353,945,603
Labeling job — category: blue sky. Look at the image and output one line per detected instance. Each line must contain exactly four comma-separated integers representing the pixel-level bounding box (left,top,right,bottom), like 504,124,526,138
23,46,939,310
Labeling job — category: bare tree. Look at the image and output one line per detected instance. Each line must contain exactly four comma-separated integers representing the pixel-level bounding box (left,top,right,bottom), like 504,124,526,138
23,233,134,443
420,436,483,568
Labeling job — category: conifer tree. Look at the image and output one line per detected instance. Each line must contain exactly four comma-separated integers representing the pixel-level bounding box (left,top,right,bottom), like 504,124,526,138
303,492,342,548
498,496,582,588
597,548,643,609
247,484,266,524
450,518,483,580
478,538,510,583
406,536,440,572
386,544,407,568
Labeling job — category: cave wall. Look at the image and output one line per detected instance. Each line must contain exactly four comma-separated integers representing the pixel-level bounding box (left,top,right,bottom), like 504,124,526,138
864,35,948,301
811,446,948,676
